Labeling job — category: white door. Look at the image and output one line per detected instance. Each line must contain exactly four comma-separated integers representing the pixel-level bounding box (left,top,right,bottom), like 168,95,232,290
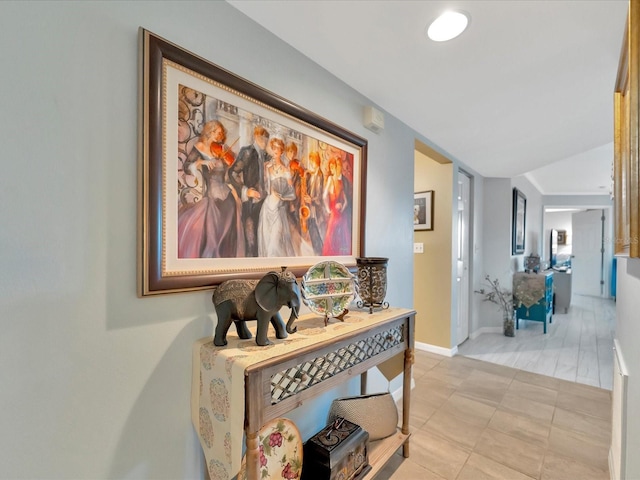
456,172,471,344
572,209,604,296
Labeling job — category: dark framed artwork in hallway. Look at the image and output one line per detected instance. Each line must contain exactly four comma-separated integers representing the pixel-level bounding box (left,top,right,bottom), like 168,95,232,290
512,187,526,254
414,190,434,231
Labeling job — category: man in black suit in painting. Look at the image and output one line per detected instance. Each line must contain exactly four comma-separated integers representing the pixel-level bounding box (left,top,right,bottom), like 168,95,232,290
228,126,270,256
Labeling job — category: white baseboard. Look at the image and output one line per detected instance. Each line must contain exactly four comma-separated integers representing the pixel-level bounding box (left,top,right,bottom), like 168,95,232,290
469,327,502,340
415,341,458,357
610,339,628,480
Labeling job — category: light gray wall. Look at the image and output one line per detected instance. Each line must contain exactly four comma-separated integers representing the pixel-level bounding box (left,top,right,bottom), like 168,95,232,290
476,175,543,332
0,2,416,478
615,258,640,479
479,178,512,329
543,194,612,207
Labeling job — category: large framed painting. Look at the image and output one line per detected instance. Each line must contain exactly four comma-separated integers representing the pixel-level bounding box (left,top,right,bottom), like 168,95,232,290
512,188,526,255
138,29,367,296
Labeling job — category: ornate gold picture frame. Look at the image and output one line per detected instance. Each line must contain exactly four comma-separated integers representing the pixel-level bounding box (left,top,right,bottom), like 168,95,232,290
614,2,640,257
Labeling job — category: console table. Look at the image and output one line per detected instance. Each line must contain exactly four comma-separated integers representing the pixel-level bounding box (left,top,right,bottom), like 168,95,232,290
513,271,553,333
191,307,415,480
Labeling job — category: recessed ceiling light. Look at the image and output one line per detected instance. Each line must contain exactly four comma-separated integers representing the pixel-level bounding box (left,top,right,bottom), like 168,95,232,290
427,10,469,42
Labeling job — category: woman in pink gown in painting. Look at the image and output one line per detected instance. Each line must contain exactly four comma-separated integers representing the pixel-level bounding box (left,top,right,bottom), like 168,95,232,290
177,120,244,258
321,158,351,256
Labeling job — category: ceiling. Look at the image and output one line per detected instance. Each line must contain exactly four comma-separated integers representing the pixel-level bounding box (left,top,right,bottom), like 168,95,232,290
227,0,628,195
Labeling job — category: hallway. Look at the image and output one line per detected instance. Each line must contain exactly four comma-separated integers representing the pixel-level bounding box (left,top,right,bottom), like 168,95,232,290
457,294,615,390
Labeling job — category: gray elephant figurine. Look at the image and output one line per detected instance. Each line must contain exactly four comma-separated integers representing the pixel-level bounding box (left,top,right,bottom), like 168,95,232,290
213,268,301,347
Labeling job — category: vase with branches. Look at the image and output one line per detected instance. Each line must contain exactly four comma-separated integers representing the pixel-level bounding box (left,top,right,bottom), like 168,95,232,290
475,275,515,337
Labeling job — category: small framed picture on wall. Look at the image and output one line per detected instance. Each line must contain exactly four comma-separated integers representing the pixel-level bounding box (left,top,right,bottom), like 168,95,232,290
414,190,434,231
512,188,526,254
557,230,567,245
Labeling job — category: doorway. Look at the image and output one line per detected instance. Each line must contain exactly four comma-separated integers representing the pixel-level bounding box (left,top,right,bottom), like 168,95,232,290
543,206,613,298
413,141,455,351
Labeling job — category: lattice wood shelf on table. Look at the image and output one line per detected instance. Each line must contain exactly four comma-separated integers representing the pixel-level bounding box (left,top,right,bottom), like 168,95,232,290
243,308,416,480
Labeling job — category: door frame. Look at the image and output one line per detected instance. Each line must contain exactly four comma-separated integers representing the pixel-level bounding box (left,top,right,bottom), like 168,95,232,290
456,169,474,345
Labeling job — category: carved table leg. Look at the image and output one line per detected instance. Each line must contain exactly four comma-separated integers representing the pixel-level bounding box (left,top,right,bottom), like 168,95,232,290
246,430,260,480
402,347,414,458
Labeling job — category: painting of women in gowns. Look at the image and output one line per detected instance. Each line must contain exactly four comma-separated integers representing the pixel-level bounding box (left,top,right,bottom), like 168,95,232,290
141,56,365,296
177,120,244,258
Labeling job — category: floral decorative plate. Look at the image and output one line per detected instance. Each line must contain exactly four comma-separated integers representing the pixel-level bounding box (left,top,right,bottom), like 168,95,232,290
238,418,303,480
301,261,357,318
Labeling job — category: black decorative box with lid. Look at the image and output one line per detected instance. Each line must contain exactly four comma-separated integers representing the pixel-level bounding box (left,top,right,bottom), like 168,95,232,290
302,418,370,480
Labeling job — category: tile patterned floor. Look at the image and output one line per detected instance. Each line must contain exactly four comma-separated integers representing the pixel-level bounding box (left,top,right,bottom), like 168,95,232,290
377,351,612,480
457,294,616,390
